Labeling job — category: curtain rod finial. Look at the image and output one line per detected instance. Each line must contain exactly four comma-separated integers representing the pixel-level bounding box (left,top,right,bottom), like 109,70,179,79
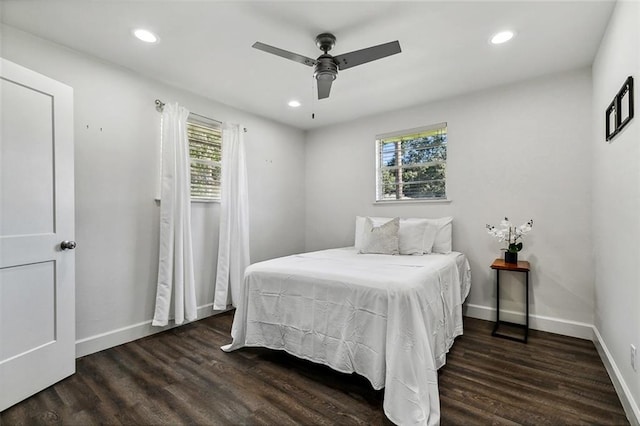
155,99,165,112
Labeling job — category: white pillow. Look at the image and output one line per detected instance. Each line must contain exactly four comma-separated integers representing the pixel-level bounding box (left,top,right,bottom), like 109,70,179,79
359,217,400,255
416,219,439,254
398,219,431,255
425,216,453,254
354,216,436,255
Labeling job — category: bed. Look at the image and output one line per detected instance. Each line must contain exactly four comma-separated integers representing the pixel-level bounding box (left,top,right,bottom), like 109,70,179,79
221,242,471,425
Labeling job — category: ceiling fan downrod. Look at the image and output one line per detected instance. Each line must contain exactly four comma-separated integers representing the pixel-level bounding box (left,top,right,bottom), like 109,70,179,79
315,33,337,53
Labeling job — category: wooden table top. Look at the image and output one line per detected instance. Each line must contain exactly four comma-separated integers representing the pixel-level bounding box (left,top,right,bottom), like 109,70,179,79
491,258,530,272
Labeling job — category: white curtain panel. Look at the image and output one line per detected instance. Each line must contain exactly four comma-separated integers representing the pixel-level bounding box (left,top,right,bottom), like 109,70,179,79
214,123,250,310
152,103,197,326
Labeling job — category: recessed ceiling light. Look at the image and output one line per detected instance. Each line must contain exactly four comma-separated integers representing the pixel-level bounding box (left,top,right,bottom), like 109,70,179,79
490,30,515,45
133,29,159,43
288,100,301,108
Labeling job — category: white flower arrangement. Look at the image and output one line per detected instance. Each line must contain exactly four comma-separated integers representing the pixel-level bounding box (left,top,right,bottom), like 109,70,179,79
486,217,534,253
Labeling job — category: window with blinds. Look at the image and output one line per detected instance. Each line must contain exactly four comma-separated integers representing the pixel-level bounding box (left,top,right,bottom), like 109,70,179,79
187,117,222,200
375,123,447,201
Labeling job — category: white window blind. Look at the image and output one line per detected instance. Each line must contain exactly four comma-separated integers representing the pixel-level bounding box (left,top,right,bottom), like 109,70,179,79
375,123,447,201
187,117,222,201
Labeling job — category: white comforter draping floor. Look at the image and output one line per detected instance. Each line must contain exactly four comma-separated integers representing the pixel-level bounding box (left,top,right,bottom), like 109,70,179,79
221,247,471,425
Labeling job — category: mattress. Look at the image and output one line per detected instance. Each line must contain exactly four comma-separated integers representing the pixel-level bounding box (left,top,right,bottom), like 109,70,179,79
222,247,471,425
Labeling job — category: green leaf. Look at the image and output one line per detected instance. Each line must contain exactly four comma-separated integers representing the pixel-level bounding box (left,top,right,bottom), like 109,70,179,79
508,242,523,252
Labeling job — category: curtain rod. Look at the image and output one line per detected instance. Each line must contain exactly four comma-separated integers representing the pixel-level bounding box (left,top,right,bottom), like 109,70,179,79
155,99,247,132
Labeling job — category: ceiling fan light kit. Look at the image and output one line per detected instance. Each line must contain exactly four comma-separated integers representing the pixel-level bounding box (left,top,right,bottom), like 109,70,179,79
252,32,401,100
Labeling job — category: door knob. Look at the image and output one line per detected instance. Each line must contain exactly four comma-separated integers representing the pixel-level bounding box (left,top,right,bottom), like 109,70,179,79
60,240,76,250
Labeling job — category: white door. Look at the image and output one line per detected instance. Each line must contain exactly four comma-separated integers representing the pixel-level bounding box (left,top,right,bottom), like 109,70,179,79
0,58,75,411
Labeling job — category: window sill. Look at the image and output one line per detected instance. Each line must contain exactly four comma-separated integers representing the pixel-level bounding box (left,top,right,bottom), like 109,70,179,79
154,198,221,204
374,199,452,205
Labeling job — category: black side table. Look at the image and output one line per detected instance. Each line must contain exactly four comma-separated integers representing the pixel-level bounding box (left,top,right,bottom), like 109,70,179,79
491,258,530,343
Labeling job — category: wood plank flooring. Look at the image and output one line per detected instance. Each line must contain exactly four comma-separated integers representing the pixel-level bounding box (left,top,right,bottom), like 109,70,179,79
1,312,629,425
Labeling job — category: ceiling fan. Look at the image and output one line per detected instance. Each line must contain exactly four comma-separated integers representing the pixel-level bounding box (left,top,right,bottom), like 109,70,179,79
252,33,401,100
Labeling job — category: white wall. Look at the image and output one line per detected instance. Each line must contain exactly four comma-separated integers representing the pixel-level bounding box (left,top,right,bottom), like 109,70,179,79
305,68,594,333
592,1,640,422
2,10,636,422
1,25,306,355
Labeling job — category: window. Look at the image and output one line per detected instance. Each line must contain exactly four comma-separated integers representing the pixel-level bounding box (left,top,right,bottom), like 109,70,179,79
187,117,222,200
375,123,447,201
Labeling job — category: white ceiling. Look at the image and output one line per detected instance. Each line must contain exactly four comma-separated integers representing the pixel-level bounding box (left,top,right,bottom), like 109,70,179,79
0,1,614,130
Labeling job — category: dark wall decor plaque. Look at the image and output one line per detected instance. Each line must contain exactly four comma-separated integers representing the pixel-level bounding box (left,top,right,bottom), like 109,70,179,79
606,76,634,141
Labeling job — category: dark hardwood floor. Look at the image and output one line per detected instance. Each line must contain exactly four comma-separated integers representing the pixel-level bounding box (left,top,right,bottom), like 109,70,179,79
1,312,629,425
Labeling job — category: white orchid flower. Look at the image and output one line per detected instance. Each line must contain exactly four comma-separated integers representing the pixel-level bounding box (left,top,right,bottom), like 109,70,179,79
519,223,531,233
487,217,533,251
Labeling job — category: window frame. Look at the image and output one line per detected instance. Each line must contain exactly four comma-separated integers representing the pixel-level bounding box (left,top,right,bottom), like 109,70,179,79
374,122,448,203
186,115,222,202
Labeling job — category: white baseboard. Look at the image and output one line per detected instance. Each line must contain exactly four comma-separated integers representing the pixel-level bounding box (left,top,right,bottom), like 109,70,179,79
593,327,640,426
464,303,594,340
75,303,230,358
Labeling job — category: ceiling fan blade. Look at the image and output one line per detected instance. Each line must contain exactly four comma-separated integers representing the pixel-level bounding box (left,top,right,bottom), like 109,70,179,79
317,78,333,99
334,41,401,70
252,42,317,67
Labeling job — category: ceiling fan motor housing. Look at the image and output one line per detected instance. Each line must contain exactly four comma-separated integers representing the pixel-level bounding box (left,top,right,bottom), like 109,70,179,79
314,55,338,81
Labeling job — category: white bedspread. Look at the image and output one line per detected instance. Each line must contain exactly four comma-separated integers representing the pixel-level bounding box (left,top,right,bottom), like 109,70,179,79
221,247,471,425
